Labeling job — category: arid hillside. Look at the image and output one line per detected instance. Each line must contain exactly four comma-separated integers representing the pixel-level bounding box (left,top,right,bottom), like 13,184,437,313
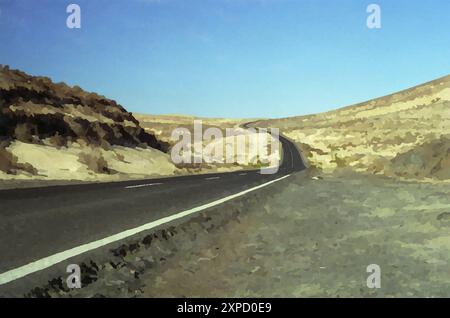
135,114,280,173
253,75,450,181
0,66,166,150
0,66,178,183
134,113,248,146
0,66,274,187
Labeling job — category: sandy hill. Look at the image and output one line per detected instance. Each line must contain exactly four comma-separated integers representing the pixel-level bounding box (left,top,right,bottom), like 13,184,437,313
134,114,279,173
0,66,177,184
253,74,450,181
0,67,261,187
134,113,248,146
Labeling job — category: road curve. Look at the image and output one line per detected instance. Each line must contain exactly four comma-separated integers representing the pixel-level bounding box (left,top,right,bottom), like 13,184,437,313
0,126,306,291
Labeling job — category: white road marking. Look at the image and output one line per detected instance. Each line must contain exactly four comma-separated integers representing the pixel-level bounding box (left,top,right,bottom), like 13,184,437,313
205,177,220,180
239,173,247,176
125,183,163,189
0,174,291,286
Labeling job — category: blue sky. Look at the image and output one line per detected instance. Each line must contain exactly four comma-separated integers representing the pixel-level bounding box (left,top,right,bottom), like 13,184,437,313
0,0,449,118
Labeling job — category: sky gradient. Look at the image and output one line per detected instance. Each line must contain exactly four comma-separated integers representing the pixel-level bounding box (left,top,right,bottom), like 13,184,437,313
1,0,449,118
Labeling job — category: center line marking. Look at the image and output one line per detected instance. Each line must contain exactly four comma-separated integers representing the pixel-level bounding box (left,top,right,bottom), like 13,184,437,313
125,183,163,189
0,174,291,286
205,177,220,180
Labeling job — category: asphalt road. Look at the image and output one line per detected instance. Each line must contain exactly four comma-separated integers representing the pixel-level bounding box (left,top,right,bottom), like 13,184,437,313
0,131,306,290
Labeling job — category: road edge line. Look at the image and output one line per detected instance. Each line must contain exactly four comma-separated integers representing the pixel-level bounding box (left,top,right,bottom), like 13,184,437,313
0,174,291,286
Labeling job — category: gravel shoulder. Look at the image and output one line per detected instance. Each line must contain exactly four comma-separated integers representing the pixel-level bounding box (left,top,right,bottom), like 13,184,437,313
24,170,450,297
136,171,450,297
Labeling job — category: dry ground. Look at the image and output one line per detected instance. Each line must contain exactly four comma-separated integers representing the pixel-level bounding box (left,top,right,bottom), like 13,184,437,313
30,170,450,298
136,171,450,297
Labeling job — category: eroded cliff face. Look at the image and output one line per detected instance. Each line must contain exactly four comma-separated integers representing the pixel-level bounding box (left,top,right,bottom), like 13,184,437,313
0,65,166,151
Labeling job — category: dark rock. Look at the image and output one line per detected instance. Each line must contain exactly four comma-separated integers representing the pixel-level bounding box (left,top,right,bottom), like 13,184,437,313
0,66,166,151
437,212,450,221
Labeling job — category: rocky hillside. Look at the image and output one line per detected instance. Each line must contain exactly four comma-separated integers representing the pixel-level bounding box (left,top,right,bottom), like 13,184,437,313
0,66,256,187
0,65,165,150
253,74,450,181
0,66,177,184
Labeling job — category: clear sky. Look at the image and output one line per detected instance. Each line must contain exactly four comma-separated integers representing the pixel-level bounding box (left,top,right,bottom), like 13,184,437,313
0,0,449,118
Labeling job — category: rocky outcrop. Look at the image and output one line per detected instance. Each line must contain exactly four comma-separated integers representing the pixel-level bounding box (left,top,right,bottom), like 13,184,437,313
0,65,167,151
388,137,450,180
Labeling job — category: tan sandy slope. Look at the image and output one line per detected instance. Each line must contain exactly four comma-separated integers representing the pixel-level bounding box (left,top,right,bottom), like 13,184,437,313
253,75,450,180
0,67,276,188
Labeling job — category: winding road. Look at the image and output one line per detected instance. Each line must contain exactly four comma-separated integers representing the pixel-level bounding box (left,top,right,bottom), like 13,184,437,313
0,129,306,293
